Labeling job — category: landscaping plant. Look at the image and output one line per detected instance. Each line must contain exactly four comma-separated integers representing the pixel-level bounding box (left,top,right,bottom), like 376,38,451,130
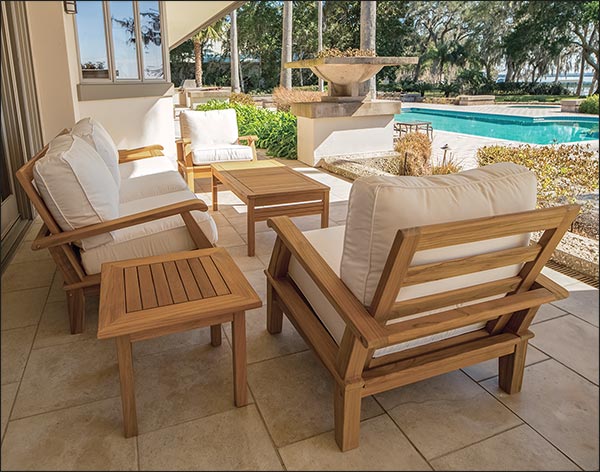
477,144,599,207
394,132,432,176
195,100,297,159
272,86,323,112
579,95,599,114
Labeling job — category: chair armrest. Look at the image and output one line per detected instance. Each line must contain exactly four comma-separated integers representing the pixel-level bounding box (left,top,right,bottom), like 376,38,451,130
532,273,569,301
267,216,388,349
32,199,208,250
176,138,193,167
118,144,164,163
238,135,259,144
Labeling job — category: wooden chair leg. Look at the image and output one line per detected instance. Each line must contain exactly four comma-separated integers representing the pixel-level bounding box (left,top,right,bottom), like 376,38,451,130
210,324,222,346
267,283,283,334
186,167,195,192
499,340,528,394
334,382,362,451
67,289,85,334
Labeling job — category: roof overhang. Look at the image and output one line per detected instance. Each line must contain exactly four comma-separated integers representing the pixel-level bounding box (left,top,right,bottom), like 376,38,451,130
166,1,246,50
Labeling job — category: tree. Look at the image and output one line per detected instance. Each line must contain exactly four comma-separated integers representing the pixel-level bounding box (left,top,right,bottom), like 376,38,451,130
317,0,324,91
280,1,293,88
360,1,377,98
192,20,225,87
230,10,241,93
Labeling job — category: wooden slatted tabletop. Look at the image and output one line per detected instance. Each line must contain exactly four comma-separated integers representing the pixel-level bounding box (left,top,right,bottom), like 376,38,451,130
98,248,261,437
211,160,330,256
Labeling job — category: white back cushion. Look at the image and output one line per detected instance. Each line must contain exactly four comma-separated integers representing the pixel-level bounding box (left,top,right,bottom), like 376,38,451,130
180,109,239,148
33,135,119,250
71,117,120,186
341,163,537,307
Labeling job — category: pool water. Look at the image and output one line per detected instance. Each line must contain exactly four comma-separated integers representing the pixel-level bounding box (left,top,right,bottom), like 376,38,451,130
396,107,599,144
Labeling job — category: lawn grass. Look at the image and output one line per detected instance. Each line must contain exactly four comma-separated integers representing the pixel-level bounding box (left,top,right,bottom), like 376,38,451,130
493,95,576,103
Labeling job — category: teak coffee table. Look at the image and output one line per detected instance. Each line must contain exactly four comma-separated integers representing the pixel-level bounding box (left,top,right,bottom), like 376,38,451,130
98,248,262,438
211,160,330,256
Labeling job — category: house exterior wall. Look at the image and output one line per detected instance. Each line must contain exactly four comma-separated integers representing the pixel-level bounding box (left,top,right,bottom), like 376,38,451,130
25,1,176,157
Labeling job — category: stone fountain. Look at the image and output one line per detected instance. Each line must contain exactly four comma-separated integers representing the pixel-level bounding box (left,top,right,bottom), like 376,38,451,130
285,56,418,166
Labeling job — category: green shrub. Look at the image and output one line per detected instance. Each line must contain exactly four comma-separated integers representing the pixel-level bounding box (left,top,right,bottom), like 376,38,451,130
394,132,432,176
477,144,599,206
579,95,599,114
195,100,297,159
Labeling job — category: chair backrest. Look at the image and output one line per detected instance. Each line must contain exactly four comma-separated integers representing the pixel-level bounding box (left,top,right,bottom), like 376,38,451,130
180,109,239,147
15,129,88,285
341,163,538,310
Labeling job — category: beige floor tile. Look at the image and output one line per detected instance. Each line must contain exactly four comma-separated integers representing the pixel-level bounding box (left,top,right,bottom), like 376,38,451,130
482,360,599,471
216,225,246,247
1,383,19,441
279,414,431,471
223,306,308,364
10,241,53,264
532,302,568,324
241,230,277,257
1,259,55,293
290,214,326,232
225,245,267,272
430,424,578,471
1,326,36,385
46,272,64,303
1,397,137,471
541,267,581,288
225,214,270,236
133,326,214,358
1,287,48,330
242,268,267,301
22,220,43,242
462,345,548,382
133,341,249,434
530,315,599,384
248,350,383,447
376,370,522,459
33,298,99,349
138,405,282,470
11,338,119,419
552,284,599,327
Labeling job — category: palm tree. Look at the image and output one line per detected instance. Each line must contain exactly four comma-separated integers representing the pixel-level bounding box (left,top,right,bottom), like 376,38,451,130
230,9,241,93
192,20,225,87
360,1,376,99
317,0,324,92
280,1,293,88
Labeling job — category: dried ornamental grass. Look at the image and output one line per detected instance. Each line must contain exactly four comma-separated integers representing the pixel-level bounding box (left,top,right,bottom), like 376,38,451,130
477,144,599,207
394,132,432,176
230,92,256,106
315,48,376,58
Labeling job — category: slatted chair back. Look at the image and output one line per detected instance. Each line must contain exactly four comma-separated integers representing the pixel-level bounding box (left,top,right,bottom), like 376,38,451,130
14,129,87,287
368,204,580,345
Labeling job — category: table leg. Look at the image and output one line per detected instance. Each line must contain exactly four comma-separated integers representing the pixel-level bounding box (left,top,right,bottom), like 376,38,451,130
211,172,219,211
321,191,330,228
115,336,138,438
210,324,222,347
247,202,255,257
231,311,248,407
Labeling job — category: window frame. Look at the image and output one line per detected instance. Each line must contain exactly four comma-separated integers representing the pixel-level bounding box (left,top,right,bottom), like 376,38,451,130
73,0,170,85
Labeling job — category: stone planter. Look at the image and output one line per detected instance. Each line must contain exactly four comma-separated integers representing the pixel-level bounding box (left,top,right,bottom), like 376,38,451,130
285,56,418,102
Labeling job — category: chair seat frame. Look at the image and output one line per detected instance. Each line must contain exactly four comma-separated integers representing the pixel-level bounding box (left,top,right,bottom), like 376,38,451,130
265,204,579,451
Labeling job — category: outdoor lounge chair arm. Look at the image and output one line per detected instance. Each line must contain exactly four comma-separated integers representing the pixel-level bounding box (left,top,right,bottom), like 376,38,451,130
118,144,164,163
32,199,208,250
267,216,388,350
532,273,569,300
238,135,259,144
176,138,193,167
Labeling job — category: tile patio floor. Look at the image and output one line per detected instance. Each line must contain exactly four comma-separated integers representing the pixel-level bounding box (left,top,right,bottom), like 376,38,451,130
1,160,598,471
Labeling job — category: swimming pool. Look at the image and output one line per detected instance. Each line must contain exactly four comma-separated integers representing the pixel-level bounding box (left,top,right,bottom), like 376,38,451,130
395,107,599,144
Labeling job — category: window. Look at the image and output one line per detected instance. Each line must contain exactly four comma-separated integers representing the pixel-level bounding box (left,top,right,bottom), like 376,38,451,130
75,1,168,83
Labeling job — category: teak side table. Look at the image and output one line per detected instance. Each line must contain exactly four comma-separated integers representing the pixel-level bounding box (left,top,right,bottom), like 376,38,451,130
211,160,330,256
98,248,262,438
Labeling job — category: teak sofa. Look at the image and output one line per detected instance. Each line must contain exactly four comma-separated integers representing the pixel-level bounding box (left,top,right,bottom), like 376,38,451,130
16,118,217,335
176,108,258,190
265,163,579,451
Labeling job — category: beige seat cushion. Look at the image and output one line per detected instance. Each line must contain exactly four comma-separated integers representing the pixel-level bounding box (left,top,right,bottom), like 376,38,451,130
71,117,121,186
191,145,253,165
118,156,188,203
33,134,118,250
180,109,239,146
80,190,218,274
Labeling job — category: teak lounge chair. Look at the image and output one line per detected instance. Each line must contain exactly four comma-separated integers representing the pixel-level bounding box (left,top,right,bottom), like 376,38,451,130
265,163,579,451
16,118,217,335
176,108,258,190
